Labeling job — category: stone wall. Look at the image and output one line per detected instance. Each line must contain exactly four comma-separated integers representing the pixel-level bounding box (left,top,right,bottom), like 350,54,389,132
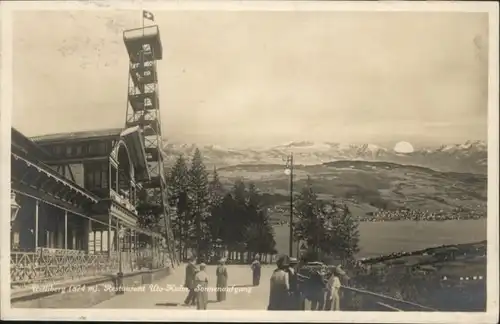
11,267,172,308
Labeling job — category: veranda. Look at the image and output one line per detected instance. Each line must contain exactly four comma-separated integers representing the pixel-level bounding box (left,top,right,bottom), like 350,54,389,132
10,191,169,288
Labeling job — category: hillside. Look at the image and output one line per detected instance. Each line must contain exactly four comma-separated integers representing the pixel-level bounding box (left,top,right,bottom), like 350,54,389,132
215,160,487,219
163,140,487,174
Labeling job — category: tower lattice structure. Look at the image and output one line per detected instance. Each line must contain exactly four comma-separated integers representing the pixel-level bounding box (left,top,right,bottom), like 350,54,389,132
123,26,176,264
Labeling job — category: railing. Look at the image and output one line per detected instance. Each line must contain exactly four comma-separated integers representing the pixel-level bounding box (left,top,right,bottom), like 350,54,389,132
10,247,171,287
11,249,118,287
123,25,160,40
297,271,437,312
225,251,277,264
110,190,137,214
340,285,438,311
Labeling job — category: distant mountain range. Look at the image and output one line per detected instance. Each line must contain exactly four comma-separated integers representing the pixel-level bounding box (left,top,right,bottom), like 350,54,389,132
162,140,487,174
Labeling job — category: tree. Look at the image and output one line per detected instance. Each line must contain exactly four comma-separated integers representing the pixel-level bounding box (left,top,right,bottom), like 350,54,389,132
242,183,277,259
245,182,261,228
247,182,260,210
293,176,323,252
207,167,226,254
232,179,247,205
313,200,360,264
294,177,360,263
188,148,211,259
136,188,162,232
231,179,249,248
215,179,277,261
166,154,190,260
208,167,225,207
243,209,277,256
328,202,360,262
218,193,238,248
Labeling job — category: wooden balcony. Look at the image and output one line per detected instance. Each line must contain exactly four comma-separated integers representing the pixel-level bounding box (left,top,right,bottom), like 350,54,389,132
145,146,160,162
130,63,158,88
142,175,161,189
125,118,160,137
123,26,163,63
128,89,159,112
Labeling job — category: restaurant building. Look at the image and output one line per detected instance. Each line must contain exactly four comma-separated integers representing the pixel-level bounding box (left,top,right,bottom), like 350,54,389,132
10,126,170,286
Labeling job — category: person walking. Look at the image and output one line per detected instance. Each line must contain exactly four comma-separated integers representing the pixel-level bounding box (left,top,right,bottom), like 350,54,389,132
216,257,228,302
251,255,262,286
268,255,291,310
183,256,197,306
326,267,342,311
286,257,301,310
195,263,209,310
308,267,327,310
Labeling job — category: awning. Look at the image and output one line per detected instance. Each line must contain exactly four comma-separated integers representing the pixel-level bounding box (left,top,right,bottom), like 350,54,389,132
11,152,99,204
120,126,150,181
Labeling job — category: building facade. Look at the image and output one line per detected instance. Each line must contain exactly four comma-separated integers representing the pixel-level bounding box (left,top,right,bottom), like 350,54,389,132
10,127,170,287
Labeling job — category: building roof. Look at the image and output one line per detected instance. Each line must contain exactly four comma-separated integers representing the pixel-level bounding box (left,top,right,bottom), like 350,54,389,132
12,152,99,204
31,128,123,144
11,127,53,161
119,126,150,181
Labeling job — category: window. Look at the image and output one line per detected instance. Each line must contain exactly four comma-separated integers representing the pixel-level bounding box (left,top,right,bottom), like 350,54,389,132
111,165,117,191
98,143,107,155
66,145,73,157
84,162,109,190
94,168,102,188
101,163,109,189
84,164,94,189
88,142,96,155
76,145,82,156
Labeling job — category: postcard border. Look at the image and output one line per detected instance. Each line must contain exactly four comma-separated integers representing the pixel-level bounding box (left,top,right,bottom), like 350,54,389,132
1,1,499,323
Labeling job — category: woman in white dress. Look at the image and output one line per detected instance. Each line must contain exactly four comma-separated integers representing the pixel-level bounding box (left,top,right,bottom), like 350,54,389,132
195,263,209,310
326,266,343,311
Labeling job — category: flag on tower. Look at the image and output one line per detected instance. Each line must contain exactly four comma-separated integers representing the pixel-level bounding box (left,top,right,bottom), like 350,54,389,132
143,10,155,21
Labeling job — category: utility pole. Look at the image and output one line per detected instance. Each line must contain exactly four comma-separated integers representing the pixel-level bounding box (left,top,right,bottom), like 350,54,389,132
284,153,294,257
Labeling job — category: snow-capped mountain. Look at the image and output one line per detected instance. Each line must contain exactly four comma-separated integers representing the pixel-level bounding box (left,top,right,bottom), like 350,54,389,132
162,140,487,174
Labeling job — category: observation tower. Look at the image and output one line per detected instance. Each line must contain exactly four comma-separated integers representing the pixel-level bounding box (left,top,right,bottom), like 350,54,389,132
123,23,175,264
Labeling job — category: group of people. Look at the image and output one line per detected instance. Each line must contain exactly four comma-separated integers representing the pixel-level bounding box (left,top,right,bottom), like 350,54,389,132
183,256,230,310
183,253,346,311
268,256,344,311
183,254,262,310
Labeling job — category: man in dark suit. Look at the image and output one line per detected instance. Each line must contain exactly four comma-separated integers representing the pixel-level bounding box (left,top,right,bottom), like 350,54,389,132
286,257,301,310
183,256,198,306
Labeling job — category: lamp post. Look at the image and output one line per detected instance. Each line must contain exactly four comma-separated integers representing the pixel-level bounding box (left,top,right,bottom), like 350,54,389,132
283,153,294,257
117,225,125,295
11,193,21,248
11,192,21,225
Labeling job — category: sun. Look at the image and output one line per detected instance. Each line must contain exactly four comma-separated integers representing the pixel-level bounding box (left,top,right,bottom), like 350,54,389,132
394,141,414,154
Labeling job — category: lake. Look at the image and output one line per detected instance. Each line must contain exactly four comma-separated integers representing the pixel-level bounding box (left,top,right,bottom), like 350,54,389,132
273,219,487,258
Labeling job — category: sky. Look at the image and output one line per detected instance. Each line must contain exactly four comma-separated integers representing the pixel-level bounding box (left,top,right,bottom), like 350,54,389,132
12,10,489,148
